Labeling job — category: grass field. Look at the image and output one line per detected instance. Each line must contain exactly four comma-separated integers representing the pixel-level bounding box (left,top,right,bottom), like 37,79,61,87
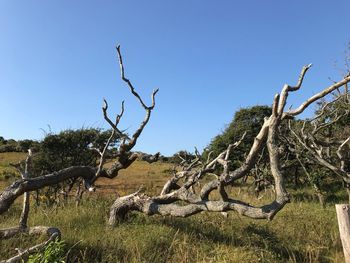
0,153,347,262
0,152,26,180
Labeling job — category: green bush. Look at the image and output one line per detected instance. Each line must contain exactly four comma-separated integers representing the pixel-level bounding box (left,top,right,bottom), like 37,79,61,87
206,105,271,168
33,128,118,174
28,238,66,263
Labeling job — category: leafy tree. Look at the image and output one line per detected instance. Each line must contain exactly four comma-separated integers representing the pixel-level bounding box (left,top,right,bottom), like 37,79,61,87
207,105,272,168
167,150,196,164
18,139,40,152
0,138,18,152
33,128,118,174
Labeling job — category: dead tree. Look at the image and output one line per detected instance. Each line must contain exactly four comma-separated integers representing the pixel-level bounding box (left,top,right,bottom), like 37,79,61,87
109,65,350,225
1,150,61,263
0,45,159,261
289,91,350,202
1,47,350,261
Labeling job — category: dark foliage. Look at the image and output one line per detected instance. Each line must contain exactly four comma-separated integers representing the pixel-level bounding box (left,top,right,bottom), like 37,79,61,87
32,128,119,175
207,105,272,168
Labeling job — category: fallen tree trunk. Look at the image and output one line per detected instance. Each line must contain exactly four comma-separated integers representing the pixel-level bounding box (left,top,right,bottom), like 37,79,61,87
0,166,96,215
0,45,159,261
109,66,350,225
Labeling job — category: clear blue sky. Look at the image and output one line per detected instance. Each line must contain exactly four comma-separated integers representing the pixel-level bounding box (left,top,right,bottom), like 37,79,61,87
0,1,349,156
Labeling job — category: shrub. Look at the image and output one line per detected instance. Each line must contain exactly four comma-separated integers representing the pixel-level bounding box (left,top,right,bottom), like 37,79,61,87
28,238,66,263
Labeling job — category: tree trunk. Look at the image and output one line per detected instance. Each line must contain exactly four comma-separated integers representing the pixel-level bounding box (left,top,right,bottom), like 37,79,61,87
316,192,325,208
336,204,350,263
346,188,350,204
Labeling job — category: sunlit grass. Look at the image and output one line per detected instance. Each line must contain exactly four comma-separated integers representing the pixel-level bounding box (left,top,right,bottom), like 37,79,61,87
0,198,344,262
0,152,26,184
0,159,346,262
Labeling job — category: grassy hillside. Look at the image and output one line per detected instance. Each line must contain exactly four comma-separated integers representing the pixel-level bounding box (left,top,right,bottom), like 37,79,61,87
0,157,346,262
0,152,26,181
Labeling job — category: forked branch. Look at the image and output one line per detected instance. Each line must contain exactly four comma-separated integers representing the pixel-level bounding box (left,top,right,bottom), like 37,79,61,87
0,45,159,214
109,64,350,225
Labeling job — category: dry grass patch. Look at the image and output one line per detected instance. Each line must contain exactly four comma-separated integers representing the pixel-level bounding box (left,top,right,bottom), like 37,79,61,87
96,160,173,196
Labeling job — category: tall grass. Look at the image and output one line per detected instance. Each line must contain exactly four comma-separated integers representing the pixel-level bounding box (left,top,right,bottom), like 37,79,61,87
0,194,345,262
0,152,26,181
0,159,346,262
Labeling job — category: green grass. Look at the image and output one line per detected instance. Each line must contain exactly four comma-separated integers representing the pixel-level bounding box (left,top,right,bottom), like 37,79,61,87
1,194,345,262
0,152,26,181
0,158,347,262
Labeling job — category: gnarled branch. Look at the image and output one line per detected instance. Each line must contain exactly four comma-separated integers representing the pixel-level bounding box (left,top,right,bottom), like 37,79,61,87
110,64,350,225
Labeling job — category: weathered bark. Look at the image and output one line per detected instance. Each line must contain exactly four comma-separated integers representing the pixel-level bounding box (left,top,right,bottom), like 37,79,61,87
109,65,350,225
283,74,350,119
0,152,62,263
346,188,350,205
0,225,60,240
336,204,350,263
90,45,159,183
109,112,284,225
0,45,159,216
0,45,160,262
0,166,96,215
108,192,287,226
18,151,32,229
1,47,350,261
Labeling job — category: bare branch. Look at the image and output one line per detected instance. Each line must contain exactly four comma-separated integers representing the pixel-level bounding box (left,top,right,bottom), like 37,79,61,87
109,191,286,226
310,94,345,122
95,129,116,177
337,137,350,173
277,64,312,115
312,110,349,135
289,120,348,180
102,99,128,140
283,74,350,118
0,166,96,215
116,45,159,110
19,150,32,229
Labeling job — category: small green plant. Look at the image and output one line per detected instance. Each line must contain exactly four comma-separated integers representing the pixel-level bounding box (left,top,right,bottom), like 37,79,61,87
28,238,66,263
